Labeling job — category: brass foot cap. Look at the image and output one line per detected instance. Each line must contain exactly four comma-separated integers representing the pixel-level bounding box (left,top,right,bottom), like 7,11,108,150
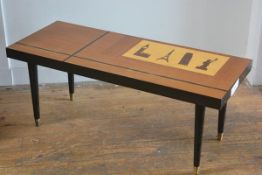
217,133,224,141
194,166,200,174
70,94,73,101
35,119,40,127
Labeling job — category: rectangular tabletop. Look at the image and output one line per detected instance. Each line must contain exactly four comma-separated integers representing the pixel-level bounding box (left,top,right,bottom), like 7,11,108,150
6,21,252,109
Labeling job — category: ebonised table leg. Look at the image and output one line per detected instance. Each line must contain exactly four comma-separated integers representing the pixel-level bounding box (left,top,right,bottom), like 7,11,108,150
28,62,40,127
194,104,205,174
68,73,74,101
218,103,227,141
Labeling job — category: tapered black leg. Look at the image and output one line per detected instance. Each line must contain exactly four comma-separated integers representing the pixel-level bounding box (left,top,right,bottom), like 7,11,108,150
68,73,74,101
194,104,205,174
28,62,40,127
217,103,227,141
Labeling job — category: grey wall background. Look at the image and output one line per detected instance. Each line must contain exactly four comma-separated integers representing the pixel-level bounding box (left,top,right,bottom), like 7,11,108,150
0,0,11,86
0,0,261,86
246,0,262,85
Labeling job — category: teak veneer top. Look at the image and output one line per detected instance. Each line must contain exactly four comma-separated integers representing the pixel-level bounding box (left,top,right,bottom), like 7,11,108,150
7,21,252,106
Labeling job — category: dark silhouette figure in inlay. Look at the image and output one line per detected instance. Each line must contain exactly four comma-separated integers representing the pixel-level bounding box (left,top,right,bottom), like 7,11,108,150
157,49,174,62
196,58,218,71
179,52,193,66
134,44,151,58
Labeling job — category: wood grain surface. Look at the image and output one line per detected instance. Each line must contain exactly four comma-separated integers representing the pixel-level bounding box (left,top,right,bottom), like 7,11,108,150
0,82,261,175
6,21,252,107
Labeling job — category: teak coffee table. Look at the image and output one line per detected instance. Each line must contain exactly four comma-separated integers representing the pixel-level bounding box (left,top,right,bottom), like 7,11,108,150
6,21,252,174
